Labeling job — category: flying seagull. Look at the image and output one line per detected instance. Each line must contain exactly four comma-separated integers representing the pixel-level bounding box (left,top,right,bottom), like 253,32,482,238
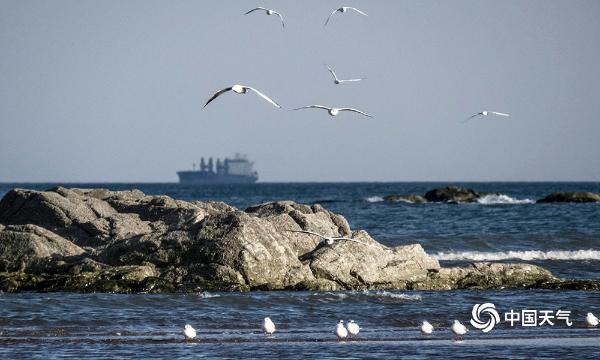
204,85,281,108
285,229,368,246
292,105,372,118
245,7,285,28
327,65,365,84
463,111,510,123
325,7,368,27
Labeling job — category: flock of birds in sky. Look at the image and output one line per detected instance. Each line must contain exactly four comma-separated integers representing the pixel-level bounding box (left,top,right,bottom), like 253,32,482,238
191,4,600,343
182,312,600,341
203,5,511,122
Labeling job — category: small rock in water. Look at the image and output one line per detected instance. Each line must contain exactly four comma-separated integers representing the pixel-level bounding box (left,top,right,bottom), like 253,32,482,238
383,194,427,204
537,192,600,203
424,186,484,203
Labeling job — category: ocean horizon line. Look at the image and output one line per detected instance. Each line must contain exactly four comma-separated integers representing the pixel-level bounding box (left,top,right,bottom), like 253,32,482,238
1,180,599,185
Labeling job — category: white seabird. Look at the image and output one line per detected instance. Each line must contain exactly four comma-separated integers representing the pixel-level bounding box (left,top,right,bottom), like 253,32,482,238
285,229,368,246
327,65,365,84
335,320,349,340
292,105,372,118
346,320,360,337
420,320,434,335
245,7,285,28
451,320,468,340
464,111,510,123
325,7,368,27
204,85,282,108
183,324,197,340
262,317,276,335
586,312,599,327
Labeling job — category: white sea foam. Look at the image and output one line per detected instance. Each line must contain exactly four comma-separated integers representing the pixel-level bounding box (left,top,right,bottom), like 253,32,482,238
360,290,422,301
476,194,535,205
386,197,417,204
312,292,348,299
434,249,600,261
366,194,534,204
195,291,220,298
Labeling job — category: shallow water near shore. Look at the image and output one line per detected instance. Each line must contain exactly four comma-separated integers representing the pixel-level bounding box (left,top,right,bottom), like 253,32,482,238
1,290,599,358
0,182,599,357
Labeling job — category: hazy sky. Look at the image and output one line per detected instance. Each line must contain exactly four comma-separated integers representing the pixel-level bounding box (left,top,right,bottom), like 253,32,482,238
1,0,599,182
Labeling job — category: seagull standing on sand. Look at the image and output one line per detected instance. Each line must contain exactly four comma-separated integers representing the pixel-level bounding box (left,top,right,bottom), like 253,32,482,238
346,320,360,337
184,324,197,340
335,320,349,340
245,7,285,28
420,320,434,335
586,312,599,327
292,105,372,118
204,85,282,108
285,229,368,246
262,317,276,335
464,111,510,123
451,320,468,340
327,66,365,84
325,7,368,27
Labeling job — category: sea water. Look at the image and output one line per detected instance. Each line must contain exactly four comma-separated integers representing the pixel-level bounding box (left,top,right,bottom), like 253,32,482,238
0,182,598,358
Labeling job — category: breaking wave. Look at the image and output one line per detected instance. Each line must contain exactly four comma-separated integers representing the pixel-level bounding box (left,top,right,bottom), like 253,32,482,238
194,291,221,298
358,290,422,301
434,249,600,261
365,194,534,204
476,194,535,205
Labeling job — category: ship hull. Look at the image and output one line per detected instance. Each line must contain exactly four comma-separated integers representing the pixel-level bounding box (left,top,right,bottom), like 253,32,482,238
177,171,257,184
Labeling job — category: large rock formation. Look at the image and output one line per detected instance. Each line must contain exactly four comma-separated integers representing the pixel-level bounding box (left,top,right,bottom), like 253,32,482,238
537,192,600,203
0,187,596,293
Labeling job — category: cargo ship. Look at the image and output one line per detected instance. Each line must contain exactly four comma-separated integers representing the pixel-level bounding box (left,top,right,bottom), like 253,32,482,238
177,154,258,184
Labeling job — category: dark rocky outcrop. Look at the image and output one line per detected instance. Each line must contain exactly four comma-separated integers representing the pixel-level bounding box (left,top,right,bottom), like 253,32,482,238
383,194,427,204
381,186,489,204
423,186,487,203
0,187,596,293
537,192,600,203
413,262,556,290
382,188,600,205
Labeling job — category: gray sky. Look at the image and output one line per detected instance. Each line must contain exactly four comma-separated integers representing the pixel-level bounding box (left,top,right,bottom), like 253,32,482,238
1,0,599,182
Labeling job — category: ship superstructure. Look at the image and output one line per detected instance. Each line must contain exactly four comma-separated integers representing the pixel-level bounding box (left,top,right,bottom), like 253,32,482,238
177,154,258,184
